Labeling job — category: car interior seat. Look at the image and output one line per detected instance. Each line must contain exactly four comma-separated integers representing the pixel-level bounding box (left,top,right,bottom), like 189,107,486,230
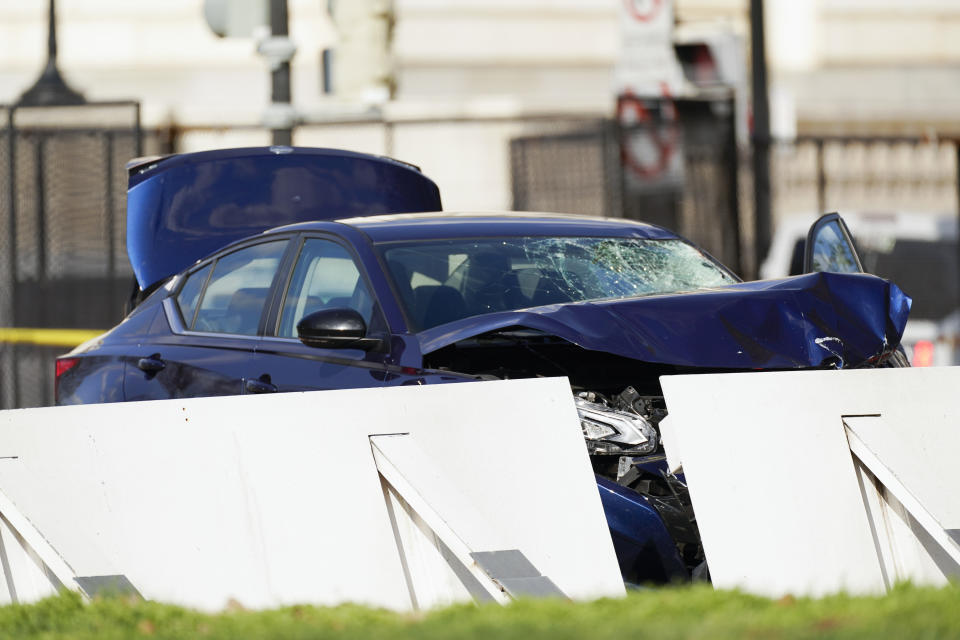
531,271,574,307
225,287,269,334
464,252,525,314
413,285,467,329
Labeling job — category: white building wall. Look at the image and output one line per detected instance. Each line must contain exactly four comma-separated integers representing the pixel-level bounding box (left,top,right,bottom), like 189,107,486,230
393,0,617,114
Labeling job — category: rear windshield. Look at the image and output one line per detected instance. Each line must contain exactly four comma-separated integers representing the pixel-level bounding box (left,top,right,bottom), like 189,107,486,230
379,236,735,330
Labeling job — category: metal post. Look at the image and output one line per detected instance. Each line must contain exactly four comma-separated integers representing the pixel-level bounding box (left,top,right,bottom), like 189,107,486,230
955,141,960,311
17,0,85,107
614,117,627,219
816,139,826,213
4,107,17,409
35,137,46,286
133,101,143,157
725,96,743,276
270,0,293,146
750,0,772,277
104,134,115,281
955,140,960,217
6,108,16,321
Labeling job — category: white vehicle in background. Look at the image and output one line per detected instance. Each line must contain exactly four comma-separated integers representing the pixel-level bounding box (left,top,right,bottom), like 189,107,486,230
762,211,960,366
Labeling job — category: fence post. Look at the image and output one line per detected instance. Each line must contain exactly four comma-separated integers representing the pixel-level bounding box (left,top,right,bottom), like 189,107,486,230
725,95,743,276
3,107,15,409
35,136,46,285
6,109,16,320
955,140,960,308
104,133,115,281
750,0,772,272
816,138,826,214
955,140,960,216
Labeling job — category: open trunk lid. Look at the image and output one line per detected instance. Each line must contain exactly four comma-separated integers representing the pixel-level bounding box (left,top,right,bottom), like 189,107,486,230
127,146,441,290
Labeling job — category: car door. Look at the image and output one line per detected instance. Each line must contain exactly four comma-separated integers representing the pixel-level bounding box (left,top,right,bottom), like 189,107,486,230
803,212,864,274
124,239,290,400
239,235,394,394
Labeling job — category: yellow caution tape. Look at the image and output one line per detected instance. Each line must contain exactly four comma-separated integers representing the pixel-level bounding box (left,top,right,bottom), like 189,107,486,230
0,328,105,347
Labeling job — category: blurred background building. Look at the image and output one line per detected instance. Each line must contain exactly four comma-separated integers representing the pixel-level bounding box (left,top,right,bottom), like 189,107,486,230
5,1,960,133
3,0,959,210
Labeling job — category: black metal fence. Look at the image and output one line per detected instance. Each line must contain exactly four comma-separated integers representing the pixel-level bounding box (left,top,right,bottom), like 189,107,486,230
0,101,152,409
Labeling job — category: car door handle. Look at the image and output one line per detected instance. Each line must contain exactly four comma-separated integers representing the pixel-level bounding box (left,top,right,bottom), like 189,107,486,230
245,377,278,394
137,355,165,373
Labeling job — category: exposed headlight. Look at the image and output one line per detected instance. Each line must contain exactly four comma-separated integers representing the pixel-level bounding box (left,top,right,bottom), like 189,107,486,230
575,396,658,455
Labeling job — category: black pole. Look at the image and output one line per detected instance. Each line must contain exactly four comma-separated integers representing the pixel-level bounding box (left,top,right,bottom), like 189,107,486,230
816,138,826,213
270,0,293,146
5,108,17,409
6,108,16,321
750,0,772,278
17,0,85,107
725,95,743,276
104,134,115,281
955,141,960,221
35,137,47,285
955,141,960,312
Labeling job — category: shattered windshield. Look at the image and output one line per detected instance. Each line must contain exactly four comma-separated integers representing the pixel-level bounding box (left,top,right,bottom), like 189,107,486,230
380,237,735,330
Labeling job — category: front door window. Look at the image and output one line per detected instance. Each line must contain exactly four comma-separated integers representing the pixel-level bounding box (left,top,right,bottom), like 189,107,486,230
277,238,379,338
804,213,864,274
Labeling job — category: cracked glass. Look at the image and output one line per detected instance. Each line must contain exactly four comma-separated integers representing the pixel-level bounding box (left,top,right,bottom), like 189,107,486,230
381,237,735,330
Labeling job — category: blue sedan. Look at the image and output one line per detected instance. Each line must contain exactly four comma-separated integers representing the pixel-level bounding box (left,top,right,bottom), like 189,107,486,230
55,147,911,585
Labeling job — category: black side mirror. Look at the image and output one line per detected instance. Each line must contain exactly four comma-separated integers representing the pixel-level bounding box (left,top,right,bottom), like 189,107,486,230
803,212,864,274
296,308,384,351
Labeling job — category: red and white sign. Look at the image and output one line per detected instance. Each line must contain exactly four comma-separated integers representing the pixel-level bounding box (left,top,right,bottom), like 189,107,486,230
614,0,685,97
617,93,680,180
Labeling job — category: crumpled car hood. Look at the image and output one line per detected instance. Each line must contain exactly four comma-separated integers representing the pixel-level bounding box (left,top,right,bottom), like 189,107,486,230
417,272,912,369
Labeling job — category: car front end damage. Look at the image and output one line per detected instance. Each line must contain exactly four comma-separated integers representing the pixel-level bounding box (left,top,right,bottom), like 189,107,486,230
416,271,911,583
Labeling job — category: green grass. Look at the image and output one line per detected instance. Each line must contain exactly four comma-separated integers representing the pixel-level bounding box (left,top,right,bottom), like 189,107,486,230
1,583,958,640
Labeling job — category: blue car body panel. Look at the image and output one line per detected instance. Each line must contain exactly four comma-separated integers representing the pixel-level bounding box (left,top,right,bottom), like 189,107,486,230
126,147,442,290
595,475,688,584
417,271,911,369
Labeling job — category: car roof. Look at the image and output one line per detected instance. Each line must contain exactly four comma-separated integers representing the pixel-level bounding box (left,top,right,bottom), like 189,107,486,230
275,211,680,242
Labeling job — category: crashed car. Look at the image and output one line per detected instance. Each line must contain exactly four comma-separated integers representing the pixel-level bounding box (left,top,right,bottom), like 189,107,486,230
56,147,911,585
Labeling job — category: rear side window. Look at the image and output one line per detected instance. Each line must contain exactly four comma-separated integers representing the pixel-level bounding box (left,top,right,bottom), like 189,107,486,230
185,241,287,335
176,263,212,327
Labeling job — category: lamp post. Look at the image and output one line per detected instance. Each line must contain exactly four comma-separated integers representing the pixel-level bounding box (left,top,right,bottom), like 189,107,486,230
265,0,295,146
17,0,85,107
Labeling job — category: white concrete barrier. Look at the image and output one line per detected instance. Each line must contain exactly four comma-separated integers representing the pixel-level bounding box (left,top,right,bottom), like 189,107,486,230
660,367,960,597
0,377,624,610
